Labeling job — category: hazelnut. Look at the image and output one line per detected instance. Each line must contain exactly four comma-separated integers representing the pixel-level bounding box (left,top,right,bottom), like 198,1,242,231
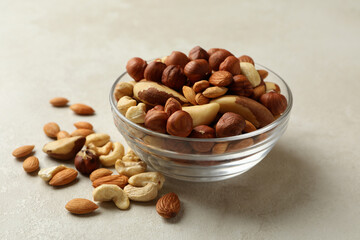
161,65,187,90
208,49,233,71
144,110,169,133
193,80,210,93
228,139,254,152
74,149,100,175
195,93,210,105
219,56,241,75
184,59,211,84
144,61,167,82
126,57,147,82
189,125,215,153
166,110,193,137
229,75,254,97
164,97,182,117
188,46,209,61
207,48,232,56
215,112,245,138
238,55,254,65
208,71,233,87
260,92,287,116
148,105,165,113
165,51,190,68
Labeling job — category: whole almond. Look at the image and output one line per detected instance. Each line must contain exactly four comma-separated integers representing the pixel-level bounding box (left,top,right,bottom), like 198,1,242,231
182,86,197,105
49,168,78,186
49,97,69,107
71,129,94,137
90,168,113,182
74,121,93,130
243,120,257,133
202,86,228,98
92,175,128,188
209,71,233,87
238,55,255,65
23,156,39,173
195,93,210,105
257,69,269,80
212,142,229,154
156,192,181,218
43,122,60,138
12,145,35,158
65,198,98,214
57,131,70,140
70,103,95,115
193,80,210,93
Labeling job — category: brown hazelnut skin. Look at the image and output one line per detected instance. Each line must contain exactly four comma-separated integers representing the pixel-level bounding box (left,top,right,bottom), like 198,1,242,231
74,150,100,175
238,55,255,65
188,46,209,61
189,125,215,153
147,105,164,114
219,56,241,75
184,59,211,84
144,110,169,133
144,61,167,82
165,51,190,68
215,112,246,138
126,57,147,82
209,49,233,71
166,110,193,137
229,75,254,97
260,92,287,116
161,65,187,90
164,97,182,117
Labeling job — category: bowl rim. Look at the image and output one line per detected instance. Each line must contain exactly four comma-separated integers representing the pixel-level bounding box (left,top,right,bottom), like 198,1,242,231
109,63,293,142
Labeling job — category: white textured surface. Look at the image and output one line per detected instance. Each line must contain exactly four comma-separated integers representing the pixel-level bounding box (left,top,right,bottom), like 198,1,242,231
1,0,360,239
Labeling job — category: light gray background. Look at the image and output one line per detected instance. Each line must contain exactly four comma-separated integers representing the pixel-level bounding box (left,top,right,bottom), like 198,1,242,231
1,0,359,239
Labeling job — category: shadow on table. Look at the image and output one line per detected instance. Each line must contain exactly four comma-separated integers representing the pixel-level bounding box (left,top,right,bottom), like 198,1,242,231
163,145,315,219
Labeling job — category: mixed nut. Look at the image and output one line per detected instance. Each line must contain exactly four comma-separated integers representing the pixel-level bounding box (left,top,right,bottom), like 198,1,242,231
117,46,288,144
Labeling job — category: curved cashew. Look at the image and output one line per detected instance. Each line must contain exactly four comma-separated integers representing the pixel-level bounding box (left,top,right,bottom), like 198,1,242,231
85,133,110,147
122,149,140,162
128,172,165,190
115,160,146,177
124,182,158,202
117,96,137,115
38,165,67,181
92,184,129,210
125,103,146,123
99,142,124,167
88,142,113,156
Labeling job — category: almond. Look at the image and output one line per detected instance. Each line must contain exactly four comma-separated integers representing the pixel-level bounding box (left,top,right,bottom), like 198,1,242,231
156,192,181,218
243,120,257,133
49,168,78,186
71,129,94,137
65,198,98,214
49,97,69,107
182,86,197,105
43,122,60,138
193,80,210,93
209,71,233,87
258,69,269,80
12,145,35,158
23,156,39,173
238,55,254,65
57,131,70,140
195,93,210,105
92,175,128,188
89,168,113,182
74,121,93,130
70,103,95,115
202,86,228,98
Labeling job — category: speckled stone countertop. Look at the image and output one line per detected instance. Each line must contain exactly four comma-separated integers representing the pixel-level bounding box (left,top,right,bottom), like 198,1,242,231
1,0,359,239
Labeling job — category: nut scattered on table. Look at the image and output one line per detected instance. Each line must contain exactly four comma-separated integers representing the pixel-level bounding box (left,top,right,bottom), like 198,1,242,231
12,145,35,158
156,193,181,219
65,198,98,215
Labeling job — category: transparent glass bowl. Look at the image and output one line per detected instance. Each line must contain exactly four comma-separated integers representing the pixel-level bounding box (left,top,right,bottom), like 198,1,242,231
109,64,293,182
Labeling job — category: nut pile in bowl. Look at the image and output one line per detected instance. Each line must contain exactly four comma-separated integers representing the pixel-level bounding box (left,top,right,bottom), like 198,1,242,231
111,46,292,181
115,46,287,144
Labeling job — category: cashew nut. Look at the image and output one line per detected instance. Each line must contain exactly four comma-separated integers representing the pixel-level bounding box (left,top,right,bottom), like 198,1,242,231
99,142,125,167
38,165,67,181
88,142,113,156
128,172,165,190
85,133,110,147
117,96,137,115
124,182,158,202
125,103,146,123
92,184,129,210
115,160,146,177
122,149,140,162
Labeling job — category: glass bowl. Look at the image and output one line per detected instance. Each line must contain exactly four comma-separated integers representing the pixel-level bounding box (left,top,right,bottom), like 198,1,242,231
109,63,293,182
